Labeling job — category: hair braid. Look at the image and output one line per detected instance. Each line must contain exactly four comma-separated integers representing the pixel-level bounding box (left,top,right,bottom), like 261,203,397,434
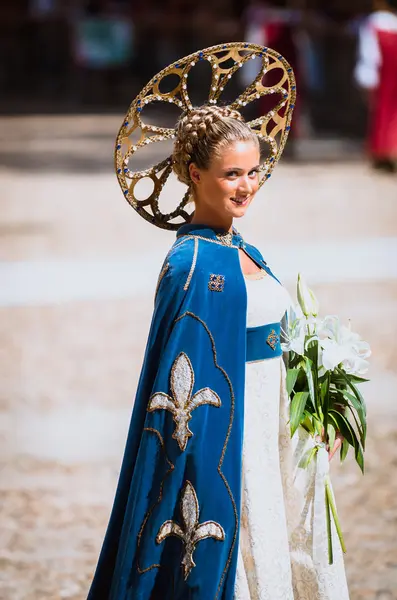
172,105,257,186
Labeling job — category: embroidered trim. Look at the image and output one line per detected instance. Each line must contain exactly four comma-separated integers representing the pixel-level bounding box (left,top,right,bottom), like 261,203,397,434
208,274,225,292
182,234,240,249
136,428,175,574
184,236,199,290
174,312,239,599
172,236,193,252
154,262,169,301
266,329,279,351
148,352,221,451
154,236,196,301
156,480,225,580
215,232,233,247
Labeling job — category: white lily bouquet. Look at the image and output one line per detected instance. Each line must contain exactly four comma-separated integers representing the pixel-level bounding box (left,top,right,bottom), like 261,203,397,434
282,274,371,564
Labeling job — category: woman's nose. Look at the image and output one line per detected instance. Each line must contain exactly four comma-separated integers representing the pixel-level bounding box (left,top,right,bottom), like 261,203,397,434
238,177,253,194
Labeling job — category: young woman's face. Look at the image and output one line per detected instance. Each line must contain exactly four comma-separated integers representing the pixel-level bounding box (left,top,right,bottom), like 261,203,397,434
189,140,261,224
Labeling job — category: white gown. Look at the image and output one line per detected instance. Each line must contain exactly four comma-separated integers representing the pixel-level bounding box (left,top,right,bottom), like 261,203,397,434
235,271,350,600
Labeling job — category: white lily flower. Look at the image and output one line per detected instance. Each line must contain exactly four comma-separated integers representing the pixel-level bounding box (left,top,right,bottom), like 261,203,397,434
288,330,306,356
318,315,342,341
320,339,349,371
281,311,306,356
318,316,371,375
297,273,319,317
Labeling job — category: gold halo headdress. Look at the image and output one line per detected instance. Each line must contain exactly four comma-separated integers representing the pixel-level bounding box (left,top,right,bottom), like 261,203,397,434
115,42,296,230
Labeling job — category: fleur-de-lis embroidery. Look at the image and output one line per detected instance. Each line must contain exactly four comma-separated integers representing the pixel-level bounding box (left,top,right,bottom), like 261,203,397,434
148,352,221,451
266,329,279,351
156,480,225,580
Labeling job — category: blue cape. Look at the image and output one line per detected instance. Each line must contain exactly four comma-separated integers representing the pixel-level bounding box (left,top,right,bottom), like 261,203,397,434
88,225,280,600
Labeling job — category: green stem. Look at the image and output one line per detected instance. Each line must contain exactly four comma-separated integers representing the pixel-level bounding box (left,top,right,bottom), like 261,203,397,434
325,484,333,565
323,371,330,442
325,477,346,556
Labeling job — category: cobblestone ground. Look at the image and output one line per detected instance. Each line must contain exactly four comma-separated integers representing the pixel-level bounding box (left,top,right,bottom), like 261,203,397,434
1,117,397,599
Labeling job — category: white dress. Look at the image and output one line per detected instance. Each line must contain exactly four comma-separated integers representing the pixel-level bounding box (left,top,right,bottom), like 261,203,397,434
235,271,350,600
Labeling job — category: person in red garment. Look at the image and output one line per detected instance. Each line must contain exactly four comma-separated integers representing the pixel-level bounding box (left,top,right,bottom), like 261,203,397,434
242,1,301,157
355,0,397,173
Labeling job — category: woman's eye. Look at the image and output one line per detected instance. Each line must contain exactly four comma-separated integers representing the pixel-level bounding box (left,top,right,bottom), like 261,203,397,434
226,170,259,177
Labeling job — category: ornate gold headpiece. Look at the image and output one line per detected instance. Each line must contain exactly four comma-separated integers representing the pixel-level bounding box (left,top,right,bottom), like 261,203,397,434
115,42,296,230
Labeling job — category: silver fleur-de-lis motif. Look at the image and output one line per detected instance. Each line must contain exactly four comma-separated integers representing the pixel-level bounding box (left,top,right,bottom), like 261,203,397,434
156,480,225,580
147,352,221,451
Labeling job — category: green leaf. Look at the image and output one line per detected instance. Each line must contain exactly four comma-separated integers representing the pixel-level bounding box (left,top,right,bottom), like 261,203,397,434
290,391,309,436
347,381,367,416
348,375,369,384
301,411,315,434
335,368,368,416
356,444,365,474
321,371,331,435
340,438,349,462
327,423,336,451
331,374,368,385
345,404,366,451
286,368,300,396
288,352,301,369
298,446,318,469
306,337,318,359
342,391,367,449
329,410,365,474
342,389,367,427
328,410,356,447
300,357,317,411
313,415,323,437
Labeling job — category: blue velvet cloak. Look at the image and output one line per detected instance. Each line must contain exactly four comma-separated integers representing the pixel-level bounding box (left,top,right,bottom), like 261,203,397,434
87,225,280,600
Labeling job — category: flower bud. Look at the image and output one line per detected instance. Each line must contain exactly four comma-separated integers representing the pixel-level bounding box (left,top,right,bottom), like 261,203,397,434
297,273,319,317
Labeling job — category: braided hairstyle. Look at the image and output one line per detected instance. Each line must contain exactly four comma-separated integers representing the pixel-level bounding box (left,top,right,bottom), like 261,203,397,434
172,105,259,186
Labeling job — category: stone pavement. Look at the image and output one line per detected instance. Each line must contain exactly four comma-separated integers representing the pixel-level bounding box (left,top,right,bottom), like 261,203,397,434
1,116,397,599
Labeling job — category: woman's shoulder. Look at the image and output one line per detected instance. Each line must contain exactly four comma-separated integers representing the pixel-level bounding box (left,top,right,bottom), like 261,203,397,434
154,236,197,293
158,233,229,292
166,235,197,273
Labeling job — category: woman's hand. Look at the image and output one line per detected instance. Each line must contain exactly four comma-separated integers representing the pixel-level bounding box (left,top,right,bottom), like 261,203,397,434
327,403,346,462
317,427,345,462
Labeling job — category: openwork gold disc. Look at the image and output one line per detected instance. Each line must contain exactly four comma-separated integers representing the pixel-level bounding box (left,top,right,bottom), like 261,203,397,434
115,42,296,230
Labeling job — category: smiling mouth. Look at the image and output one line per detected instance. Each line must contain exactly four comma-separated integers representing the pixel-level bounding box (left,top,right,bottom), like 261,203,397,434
231,196,250,206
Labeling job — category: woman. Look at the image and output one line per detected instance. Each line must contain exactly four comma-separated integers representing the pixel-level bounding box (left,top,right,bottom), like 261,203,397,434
88,44,349,599
354,0,397,172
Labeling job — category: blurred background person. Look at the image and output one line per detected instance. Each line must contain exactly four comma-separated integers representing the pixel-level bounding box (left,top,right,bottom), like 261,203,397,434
28,0,70,103
354,0,397,173
241,0,302,157
71,0,134,107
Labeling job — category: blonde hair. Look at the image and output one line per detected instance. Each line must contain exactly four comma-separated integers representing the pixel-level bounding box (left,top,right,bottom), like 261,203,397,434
172,105,259,186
